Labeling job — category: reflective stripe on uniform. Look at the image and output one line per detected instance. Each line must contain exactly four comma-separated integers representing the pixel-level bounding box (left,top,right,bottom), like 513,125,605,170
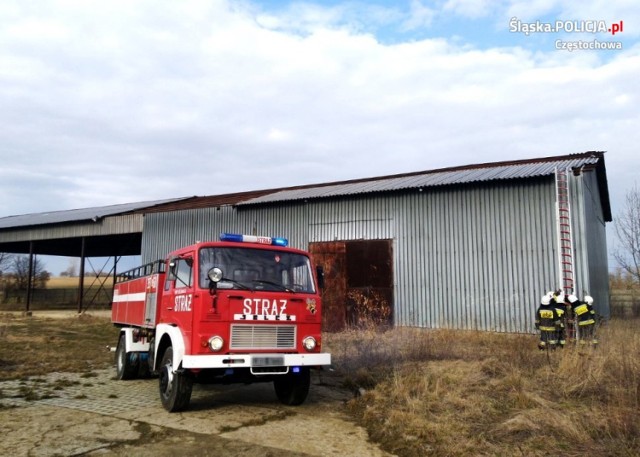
575,304,588,315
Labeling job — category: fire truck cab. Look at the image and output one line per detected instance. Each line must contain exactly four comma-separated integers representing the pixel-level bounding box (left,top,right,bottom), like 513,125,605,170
111,233,331,412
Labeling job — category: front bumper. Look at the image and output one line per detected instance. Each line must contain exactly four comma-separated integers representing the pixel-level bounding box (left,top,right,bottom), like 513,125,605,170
182,352,331,369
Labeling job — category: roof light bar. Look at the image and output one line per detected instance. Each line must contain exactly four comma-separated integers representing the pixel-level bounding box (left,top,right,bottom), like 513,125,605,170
219,233,288,247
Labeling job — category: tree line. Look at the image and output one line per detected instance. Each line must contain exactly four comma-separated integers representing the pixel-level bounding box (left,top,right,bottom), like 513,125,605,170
0,253,50,290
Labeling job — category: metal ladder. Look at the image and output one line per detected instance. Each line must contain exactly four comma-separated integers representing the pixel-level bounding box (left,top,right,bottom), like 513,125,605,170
555,167,576,339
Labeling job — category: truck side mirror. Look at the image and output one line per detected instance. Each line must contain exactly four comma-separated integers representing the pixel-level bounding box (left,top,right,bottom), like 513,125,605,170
316,266,325,290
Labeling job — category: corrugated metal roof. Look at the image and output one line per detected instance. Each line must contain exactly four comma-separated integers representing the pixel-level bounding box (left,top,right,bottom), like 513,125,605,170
0,197,190,230
0,151,609,232
237,153,603,206
133,189,280,213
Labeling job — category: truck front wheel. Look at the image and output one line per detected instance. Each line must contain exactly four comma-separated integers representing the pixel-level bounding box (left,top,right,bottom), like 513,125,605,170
274,367,310,406
158,346,193,412
115,334,138,380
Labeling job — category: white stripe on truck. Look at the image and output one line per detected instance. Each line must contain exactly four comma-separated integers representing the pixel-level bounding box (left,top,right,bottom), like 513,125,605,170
112,292,146,302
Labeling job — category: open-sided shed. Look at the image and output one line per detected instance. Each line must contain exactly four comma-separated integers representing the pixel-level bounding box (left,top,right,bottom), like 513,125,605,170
1,151,611,331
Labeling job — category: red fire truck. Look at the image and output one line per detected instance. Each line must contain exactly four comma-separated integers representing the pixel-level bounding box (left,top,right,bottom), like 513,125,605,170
111,233,331,412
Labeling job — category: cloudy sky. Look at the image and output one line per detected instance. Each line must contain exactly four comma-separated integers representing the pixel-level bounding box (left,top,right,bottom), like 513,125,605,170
1,0,638,273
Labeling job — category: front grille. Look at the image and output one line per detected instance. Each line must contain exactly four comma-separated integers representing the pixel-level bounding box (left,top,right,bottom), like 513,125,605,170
230,324,296,350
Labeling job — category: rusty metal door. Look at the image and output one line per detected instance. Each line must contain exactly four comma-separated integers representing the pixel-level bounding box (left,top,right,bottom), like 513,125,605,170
309,241,347,332
309,240,393,331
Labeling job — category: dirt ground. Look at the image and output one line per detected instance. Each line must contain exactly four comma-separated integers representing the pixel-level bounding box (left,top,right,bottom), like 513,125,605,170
0,371,392,456
0,314,393,457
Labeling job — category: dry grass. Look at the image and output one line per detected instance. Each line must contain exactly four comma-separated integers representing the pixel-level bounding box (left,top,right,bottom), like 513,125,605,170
325,320,640,457
0,312,119,381
2,312,638,455
46,276,114,289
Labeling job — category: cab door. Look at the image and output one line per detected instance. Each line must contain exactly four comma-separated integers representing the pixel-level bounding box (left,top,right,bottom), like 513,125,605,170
163,254,195,351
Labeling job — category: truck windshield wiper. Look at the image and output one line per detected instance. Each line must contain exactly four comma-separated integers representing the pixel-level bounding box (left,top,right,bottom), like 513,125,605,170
252,279,295,293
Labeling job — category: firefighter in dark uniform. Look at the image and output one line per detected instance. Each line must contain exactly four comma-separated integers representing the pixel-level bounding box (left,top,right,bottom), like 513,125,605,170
570,294,598,346
551,290,567,348
535,294,561,350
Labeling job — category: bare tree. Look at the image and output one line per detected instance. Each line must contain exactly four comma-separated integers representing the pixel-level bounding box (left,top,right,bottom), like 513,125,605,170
10,255,50,289
0,253,13,293
60,258,79,277
613,185,640,284
0,252,13,274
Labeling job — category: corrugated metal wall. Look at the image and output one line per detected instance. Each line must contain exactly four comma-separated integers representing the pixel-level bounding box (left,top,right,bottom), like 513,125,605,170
141,206,311,262
572,170,610,318
141,175,609,333
391,179,558,332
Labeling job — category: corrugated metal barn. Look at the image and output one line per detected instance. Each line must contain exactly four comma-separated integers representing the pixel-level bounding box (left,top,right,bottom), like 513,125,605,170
0,151,611,332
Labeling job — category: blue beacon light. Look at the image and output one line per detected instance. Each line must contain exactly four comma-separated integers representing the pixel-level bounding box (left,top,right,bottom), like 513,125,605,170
219,233,288,247
219,233,244,243
271,237,288,247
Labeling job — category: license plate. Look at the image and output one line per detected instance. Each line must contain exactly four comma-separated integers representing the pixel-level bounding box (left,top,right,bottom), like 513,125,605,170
252,356,284,367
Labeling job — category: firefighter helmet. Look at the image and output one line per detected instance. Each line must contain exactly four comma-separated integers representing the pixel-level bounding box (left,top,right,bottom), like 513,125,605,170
541,295,551,305
568,294,579,303
584,295,594,305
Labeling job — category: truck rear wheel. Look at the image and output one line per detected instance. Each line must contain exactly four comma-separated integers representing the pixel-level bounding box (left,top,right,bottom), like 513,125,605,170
115,334,139,380
159,346,193,412
274,367,310,406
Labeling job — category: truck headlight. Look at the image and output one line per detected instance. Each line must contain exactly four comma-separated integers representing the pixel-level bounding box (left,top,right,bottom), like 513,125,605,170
302,336,316,351
208,336,224,352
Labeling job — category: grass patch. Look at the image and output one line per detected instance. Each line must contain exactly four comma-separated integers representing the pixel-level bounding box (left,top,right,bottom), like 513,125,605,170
51,378,81,390
325,319,640,456
0,313,119,381
17,385,41,401
219,409,295,433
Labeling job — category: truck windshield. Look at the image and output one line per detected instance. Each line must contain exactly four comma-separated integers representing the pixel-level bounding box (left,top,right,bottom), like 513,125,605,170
199,247,316,293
